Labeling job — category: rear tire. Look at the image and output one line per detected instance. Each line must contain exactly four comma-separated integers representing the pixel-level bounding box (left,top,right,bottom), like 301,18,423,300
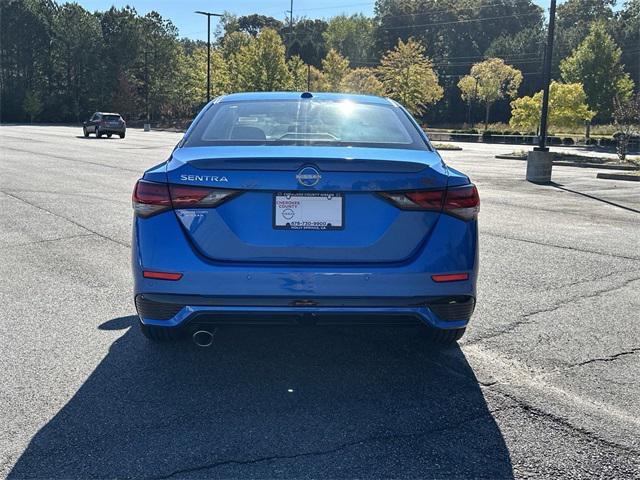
422,327,466,346
139,319,183,342
83,127,89,137
119,132,125,139
107,133,112,138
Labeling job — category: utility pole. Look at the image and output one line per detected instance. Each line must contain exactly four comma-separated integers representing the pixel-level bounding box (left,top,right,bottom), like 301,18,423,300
286,0,294,55
144,50,150,131
195,11,224,103
536,0,557,152
526,0,557,183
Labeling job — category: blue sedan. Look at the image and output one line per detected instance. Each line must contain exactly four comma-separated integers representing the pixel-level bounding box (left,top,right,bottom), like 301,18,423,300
131,92,479,346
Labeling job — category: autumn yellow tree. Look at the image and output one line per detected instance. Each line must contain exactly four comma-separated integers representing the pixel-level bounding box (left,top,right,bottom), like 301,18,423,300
458,58,522,131
233,28,291,91
378,38,443,116
287,55,309,91
322,49,350,91
340,68,385,96
509,81,595,133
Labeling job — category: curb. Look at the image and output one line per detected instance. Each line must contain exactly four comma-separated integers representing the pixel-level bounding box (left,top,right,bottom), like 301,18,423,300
495,155,638,171
596,173,640,182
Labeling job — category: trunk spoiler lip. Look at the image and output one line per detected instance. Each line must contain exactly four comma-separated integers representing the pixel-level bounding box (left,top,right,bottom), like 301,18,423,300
170,146,443,173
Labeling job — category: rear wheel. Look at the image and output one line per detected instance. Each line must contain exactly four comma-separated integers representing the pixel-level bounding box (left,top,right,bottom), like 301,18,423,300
421,327,466,346
139,319,183,342
107,133,112,138
119,132,125,139
83,127,89,137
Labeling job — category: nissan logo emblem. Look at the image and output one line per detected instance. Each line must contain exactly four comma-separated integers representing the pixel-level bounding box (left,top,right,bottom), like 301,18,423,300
296,166,321,187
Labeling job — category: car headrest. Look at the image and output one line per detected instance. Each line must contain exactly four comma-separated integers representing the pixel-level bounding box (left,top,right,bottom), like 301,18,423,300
230,126,266,141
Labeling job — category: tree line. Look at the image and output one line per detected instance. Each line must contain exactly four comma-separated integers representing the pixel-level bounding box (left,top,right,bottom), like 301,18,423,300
1,0,637,126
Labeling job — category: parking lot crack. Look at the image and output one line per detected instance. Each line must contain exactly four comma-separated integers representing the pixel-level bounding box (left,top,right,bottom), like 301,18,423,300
483,232,640,262
567,348,640,368
493,389,640,455
150,406,517,479
8,233,95,248
467,274,640,345
0,190,130,248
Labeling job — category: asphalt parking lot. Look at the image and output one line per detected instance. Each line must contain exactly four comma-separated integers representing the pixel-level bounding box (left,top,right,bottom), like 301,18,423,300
1,125,639,479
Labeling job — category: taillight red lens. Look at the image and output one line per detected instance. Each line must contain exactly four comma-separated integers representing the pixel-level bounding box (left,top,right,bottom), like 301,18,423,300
443,185,480,220
405,190,444,209
132,180,239,217
132,180,171,217
169,185,238,208
379,184,479,220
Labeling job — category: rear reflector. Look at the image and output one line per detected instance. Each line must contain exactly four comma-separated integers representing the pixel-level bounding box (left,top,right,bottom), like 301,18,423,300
432,273,469,282
143,270,183,281
132,180,239,217
379,184,479,220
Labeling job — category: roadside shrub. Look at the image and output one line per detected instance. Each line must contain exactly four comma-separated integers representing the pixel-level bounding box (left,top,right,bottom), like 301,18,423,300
600,137,617,147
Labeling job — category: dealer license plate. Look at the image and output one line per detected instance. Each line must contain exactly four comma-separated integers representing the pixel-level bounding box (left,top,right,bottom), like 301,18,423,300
273,192,344,230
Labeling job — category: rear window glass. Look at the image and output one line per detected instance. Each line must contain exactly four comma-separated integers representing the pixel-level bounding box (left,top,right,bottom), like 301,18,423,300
184,99,428,150
103,115,121,121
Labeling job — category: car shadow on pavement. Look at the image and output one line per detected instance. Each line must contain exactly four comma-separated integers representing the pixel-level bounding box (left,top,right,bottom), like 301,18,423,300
9,316,513,479
75,136,118,140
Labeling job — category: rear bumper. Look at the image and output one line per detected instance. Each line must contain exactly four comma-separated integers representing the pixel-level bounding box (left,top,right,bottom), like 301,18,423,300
98,127,125,133
135,293,475,330
132,207,479,331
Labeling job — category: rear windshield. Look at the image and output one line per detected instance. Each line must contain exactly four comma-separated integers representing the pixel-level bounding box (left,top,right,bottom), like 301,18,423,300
103,114,121,121
183,99,428,150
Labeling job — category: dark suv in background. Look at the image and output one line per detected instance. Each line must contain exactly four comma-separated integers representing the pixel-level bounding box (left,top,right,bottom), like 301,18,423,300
83,112,126,138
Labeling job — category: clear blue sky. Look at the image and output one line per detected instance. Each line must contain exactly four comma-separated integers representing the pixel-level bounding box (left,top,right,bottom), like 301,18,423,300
65,1,379,41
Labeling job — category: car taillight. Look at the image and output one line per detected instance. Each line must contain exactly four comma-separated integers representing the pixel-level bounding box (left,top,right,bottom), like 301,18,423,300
132,180,172,217
169,184,239,208
132,180,239,217
379,184,479,220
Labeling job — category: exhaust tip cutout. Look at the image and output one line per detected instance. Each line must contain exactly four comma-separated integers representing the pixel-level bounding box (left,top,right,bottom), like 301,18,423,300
192,330,215,347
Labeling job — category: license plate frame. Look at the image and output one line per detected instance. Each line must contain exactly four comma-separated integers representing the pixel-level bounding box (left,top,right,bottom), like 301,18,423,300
273,192,344,231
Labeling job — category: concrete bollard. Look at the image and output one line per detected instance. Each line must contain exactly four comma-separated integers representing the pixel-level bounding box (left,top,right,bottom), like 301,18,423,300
143,123,151,132
526,150,553,183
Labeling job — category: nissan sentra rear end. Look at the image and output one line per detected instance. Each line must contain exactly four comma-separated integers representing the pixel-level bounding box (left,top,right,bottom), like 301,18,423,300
131,92,479,345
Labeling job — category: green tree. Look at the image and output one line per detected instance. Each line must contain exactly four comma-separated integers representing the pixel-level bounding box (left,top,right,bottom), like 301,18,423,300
612,93,640,161
285,19,328,67
509,81,595,133
52,3,102,121
458,58,522,130
561,22,635,121
378,38,443,116
554,0,615,72
324,14,375,66
237,14,283,37
321,49,350,91
341,68,385,96
23,90,42,123
288,55,309,91
233,28,291,91
614,0,640,91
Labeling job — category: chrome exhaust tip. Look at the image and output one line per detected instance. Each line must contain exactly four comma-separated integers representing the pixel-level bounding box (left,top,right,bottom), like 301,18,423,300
192,329,214,347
